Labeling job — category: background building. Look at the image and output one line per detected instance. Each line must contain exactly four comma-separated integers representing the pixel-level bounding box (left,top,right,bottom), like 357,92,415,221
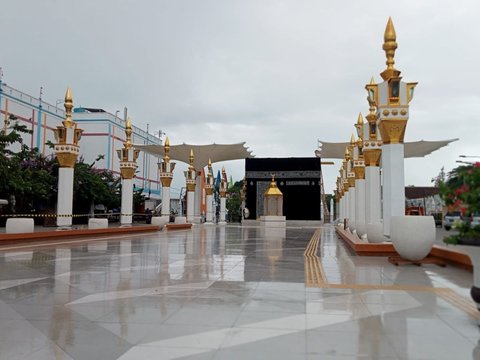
0,82,162,201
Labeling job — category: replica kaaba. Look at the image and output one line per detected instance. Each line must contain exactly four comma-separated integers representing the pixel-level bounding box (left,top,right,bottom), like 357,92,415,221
245,158,322,220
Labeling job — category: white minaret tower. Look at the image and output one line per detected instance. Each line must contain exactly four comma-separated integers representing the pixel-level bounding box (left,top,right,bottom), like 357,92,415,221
353,114,366,237
376,17,417,237
364,77,384,242
341,155,349,224
184,149,196,223
54,87,83,228
218,167,228,225
159,137,175,216
116,117,139,225
347,137,356,230
204,159,215,224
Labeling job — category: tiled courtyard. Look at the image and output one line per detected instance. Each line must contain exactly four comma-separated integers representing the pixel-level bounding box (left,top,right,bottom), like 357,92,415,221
0,225,479,359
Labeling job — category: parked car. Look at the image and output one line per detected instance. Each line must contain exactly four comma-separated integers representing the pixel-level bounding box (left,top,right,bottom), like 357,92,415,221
444,211,462,231
470,212,480,228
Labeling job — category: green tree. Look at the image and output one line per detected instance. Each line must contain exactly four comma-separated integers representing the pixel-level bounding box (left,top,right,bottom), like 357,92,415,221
0,121,57,213
0,121,122,220
226,180,242,222
73,158,121,215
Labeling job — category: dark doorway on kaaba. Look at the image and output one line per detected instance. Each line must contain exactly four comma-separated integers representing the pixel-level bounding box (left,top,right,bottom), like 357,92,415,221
245,157,321,220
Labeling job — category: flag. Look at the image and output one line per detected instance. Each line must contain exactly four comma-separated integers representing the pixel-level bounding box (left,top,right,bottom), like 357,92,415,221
215,170,221,190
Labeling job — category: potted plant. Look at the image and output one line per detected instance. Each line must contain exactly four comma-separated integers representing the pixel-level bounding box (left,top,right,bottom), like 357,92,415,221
440,162,480,309
441,163,480,245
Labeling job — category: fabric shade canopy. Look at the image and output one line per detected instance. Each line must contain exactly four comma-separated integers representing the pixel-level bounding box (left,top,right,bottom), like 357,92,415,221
134,142,254,169
315,139,458,159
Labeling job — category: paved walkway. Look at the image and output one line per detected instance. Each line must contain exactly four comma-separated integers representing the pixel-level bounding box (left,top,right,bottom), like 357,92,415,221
0,224,478,359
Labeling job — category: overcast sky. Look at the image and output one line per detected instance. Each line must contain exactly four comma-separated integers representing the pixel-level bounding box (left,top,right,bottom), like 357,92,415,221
1,0,479,195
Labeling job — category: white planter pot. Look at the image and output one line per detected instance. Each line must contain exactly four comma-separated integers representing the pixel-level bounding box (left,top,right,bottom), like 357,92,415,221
151,216,170,229
391,216,435,261
367,222,384,243
356,221,366,237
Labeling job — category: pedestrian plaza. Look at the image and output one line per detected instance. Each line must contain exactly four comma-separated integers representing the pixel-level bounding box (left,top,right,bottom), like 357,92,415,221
0,224,478,359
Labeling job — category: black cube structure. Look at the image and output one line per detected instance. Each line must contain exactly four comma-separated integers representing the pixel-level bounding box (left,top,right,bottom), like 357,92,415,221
245,157,322,220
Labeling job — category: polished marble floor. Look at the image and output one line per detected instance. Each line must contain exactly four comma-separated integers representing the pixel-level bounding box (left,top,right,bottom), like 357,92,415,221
0,225,479,359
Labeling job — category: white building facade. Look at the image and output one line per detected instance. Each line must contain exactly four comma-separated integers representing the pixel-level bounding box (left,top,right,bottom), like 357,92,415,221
0,82,162,200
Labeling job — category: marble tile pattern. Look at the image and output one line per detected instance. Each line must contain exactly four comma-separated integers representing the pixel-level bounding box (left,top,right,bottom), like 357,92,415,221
0,225,478,359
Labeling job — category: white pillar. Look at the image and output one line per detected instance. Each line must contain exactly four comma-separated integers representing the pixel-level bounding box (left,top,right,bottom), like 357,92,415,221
338,197,341,220
57,167,74,227
349,187,356,230
161,186,170,216
320,199,324,222
219,197,226,224
330,198,334,222
355,179,366,235
206,194,213,223
382,143,405,237
120,178,133,225
194,175,201,220
344,190,349,222
186,190,195,223
365,166,381,224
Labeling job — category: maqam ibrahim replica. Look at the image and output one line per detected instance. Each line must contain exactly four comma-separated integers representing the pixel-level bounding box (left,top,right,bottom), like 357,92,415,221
54,87,83,227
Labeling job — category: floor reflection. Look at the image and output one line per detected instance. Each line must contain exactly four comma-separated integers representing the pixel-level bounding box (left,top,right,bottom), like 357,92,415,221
0,225,477,359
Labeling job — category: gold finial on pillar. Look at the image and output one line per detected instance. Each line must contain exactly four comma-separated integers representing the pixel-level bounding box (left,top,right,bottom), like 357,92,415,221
164,137,170,162
355,113,365,143
189,149,195,170
357,113,364,125
349,134,355,155
63,87,74,128
381,17,401,80
383,17,397,70
124,117,132,149
208,158,212,173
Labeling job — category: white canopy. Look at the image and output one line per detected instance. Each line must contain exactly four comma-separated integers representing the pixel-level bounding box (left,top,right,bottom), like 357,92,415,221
134,142,254,169
315,139,458,159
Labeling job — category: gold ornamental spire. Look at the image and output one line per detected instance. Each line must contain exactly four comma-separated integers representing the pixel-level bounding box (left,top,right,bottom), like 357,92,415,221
356,113,364,142
188,149,195,171
357,113,363,126
381,17,401,80
208,158,212,174
63,87,74,128
383,17,397,70
370,76,375,85
164,137,170,162
124,117,132,149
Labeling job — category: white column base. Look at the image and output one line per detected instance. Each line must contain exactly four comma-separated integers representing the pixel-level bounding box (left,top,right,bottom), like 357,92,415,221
220,197,227,223
57,167,74,227
161,186,171,217
382,144,405,237
121,178,134,225
206,194,213,223
186,191,195,223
